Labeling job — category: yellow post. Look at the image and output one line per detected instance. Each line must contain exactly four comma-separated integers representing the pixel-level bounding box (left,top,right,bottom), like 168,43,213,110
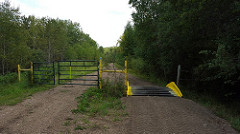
30,62,33,83
99,57,103,89
125,59,127,91
18,64,21,82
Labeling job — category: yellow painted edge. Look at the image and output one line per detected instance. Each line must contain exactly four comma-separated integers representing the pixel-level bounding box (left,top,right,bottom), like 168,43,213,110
166,82,183,97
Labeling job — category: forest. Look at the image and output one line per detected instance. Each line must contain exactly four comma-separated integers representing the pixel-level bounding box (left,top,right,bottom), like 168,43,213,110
1,0,239,101
0,1,103,76
109,0,240,100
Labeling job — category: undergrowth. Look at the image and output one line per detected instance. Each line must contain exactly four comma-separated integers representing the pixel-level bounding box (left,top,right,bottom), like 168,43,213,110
182,88,240,132
0,72,53,105
71,79,127,131
114,63,167,86
72,80,125,116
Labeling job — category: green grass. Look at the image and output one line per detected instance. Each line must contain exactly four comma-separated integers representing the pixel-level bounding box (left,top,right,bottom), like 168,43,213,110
72,86,125,116
74,125,86,130
71,80,127,131
0,79,53,106
182,88,240,132
64,121,71,126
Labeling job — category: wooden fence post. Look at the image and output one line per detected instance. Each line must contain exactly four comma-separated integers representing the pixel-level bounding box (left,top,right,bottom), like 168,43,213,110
176,65,181,85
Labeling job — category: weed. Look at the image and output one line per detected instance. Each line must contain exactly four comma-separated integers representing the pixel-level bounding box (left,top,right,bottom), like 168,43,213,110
0,79,52,105
82,117,90,124
74,125,86,130
113,117,122,122
89,123,101,129
73,85,125,116
66,117,73,121
0,72,18,84
64,121,71,126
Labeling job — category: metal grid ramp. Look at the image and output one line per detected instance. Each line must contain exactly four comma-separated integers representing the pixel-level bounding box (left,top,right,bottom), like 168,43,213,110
130,86,176,96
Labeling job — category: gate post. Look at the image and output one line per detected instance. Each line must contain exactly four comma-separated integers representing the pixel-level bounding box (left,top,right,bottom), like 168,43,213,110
125,59,127,90
176,65,181,86
99,57,103,89
30,62,33,83
18,64,21,82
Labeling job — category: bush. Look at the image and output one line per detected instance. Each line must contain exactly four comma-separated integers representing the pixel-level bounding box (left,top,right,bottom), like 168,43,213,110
72,80,125,116
102,79,125,98
0,72,18,84
129,58,145,73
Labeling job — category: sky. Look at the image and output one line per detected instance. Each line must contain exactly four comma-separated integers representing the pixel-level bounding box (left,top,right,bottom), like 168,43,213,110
1,0,134,47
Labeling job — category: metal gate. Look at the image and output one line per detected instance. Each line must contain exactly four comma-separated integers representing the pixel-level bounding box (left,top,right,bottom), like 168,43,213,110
33,62,55,85
58,60,99,87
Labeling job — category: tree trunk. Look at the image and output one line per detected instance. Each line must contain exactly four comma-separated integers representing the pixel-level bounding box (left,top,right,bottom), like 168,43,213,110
2,39,6,75
48,39,51,63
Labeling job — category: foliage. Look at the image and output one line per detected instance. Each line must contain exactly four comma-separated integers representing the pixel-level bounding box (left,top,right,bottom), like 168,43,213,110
0,0,103,76
0,72,18,84
116,0,240,99
0,73,52,105
182,87,240,132
72,80,125,116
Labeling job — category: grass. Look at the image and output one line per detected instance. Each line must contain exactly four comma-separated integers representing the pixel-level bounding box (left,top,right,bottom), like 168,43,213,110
71,80,127,131
182,88,240,132
64,121,71,126
72,86,125,116
74,125,86,130
0,77,53,106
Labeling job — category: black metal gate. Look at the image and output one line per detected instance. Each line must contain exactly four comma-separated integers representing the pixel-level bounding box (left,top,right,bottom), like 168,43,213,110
58,60,99,87
33,62,55,85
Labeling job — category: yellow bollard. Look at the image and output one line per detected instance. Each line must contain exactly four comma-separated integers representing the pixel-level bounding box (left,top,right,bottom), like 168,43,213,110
30,62,33,83
125,60,127,91
18,64,20,82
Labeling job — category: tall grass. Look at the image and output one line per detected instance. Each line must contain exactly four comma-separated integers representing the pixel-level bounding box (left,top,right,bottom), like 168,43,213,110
72,80,125,116
0,72,18,84
182,88,240,132
0,72,53,105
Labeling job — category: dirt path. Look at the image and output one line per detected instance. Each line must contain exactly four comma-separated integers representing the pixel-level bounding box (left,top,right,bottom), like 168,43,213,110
122,96,238,134
0,83,91,133
0,63,238,133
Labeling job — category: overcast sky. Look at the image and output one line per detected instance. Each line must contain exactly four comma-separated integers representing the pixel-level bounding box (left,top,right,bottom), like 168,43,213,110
1,0,134,47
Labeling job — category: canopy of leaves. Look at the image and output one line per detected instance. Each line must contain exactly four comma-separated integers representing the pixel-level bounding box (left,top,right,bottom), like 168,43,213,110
0,0,103,75
118,0,240,99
